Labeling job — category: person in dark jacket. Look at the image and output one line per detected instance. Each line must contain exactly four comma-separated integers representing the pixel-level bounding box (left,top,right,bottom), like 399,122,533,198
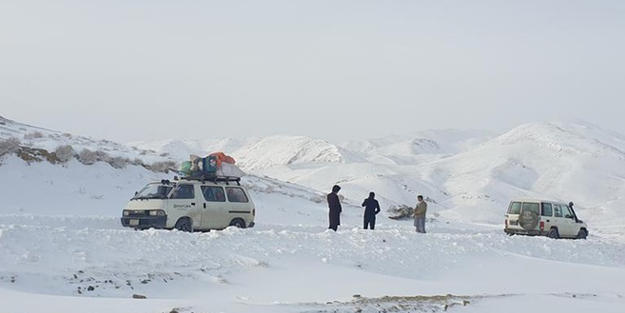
361,192,381,230
327,185,342,231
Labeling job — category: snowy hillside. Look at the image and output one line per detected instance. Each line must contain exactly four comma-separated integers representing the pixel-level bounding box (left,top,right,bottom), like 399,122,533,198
0,115,172,165
419,121,625,228
2,117,625,312
1,154,625,313
128,120,625,232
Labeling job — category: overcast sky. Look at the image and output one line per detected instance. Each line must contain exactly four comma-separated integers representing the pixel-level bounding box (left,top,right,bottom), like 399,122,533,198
1,0,624,143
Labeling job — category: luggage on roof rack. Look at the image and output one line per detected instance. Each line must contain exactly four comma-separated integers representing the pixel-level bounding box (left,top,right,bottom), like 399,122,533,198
178,152,245,179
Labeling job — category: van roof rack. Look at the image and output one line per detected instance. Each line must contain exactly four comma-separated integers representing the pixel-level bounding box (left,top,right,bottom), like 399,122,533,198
181,175,241,185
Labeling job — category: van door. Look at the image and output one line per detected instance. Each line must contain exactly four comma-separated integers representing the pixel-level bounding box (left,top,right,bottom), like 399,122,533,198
200,185,229,229
225,187,253,226
169,184,201,229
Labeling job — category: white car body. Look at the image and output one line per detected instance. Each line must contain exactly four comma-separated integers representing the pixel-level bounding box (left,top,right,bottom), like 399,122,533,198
504,199,588,239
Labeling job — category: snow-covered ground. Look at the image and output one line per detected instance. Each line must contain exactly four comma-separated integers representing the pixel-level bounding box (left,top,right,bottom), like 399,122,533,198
2,118,625,312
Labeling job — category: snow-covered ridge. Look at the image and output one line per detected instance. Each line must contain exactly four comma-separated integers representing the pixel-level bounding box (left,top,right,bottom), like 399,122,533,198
0,115,174,169
495,122,625,159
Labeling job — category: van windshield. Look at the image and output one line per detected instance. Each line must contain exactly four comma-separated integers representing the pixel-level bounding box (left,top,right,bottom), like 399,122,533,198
133,183,174,200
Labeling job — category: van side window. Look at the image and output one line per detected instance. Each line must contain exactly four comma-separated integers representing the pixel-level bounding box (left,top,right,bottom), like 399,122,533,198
522,202,539,214
226,187,249,203
171,185,194,199
508,202,522,214
541,203,553,217
554,205,562,217
201,186,226,202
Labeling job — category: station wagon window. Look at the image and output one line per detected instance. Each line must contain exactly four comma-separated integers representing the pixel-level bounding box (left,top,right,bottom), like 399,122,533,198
171,185,194,199
201,186,226,202
521,202,539,214
554,205,563,217
508,202,522,214
541,203,553,217
226,187,249,203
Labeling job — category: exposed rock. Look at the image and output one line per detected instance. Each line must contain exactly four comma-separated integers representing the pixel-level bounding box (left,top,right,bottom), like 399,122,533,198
386,204,414,220
132,294,147,299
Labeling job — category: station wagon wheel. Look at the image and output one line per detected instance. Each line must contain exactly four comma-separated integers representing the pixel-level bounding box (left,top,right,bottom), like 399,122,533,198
229,218,246,229
175,217,193,232
576,229,588,240
547,228,559,239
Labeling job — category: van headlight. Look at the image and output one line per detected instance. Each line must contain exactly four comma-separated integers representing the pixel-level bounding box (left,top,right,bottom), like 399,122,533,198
149,210,166,216
123,211,129,216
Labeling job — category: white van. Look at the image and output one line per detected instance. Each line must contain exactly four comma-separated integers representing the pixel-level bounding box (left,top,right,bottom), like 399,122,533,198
504,199,588,239
121,177,255,231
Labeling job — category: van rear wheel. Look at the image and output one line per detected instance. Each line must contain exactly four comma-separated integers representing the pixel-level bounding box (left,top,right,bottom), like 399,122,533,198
576,229,588,240
175,218,193,232
229,218,246,229
547,228,559,239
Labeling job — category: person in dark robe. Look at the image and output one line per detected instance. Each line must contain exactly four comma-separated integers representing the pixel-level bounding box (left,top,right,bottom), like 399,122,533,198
362,192,381,230
327,185,342,231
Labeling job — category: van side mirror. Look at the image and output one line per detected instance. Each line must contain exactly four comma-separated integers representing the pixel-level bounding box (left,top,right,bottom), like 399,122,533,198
135,191,138,196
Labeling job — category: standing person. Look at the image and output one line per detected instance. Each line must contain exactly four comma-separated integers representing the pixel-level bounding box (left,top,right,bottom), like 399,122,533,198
361,192,381,230
327,185,342,231
413,195,427,233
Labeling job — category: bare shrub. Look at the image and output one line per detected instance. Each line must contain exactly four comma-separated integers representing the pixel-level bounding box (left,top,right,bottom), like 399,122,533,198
77,149,97,165
148,161,177,173
54,145,75,163
109,156,129,169
95,150,112,163
24,131,44,139
131,158,145,167
0,137,20,156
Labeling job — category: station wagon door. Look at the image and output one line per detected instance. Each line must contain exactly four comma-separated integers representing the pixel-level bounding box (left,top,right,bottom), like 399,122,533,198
559,204,578,237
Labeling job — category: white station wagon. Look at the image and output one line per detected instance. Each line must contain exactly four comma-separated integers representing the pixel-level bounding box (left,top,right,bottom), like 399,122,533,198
504,199,588,239
121,177,255,231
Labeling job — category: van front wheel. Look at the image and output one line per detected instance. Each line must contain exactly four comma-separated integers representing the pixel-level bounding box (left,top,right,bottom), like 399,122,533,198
175,218,193,232
576,229,588,240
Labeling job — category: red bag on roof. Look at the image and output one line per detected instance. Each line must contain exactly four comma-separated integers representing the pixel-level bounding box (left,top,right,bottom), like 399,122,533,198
208,152,236,167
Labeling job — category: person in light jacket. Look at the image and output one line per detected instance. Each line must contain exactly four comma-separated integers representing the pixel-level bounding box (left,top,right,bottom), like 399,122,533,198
327,185,342,231
413,195,427,233
362,192,381,230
